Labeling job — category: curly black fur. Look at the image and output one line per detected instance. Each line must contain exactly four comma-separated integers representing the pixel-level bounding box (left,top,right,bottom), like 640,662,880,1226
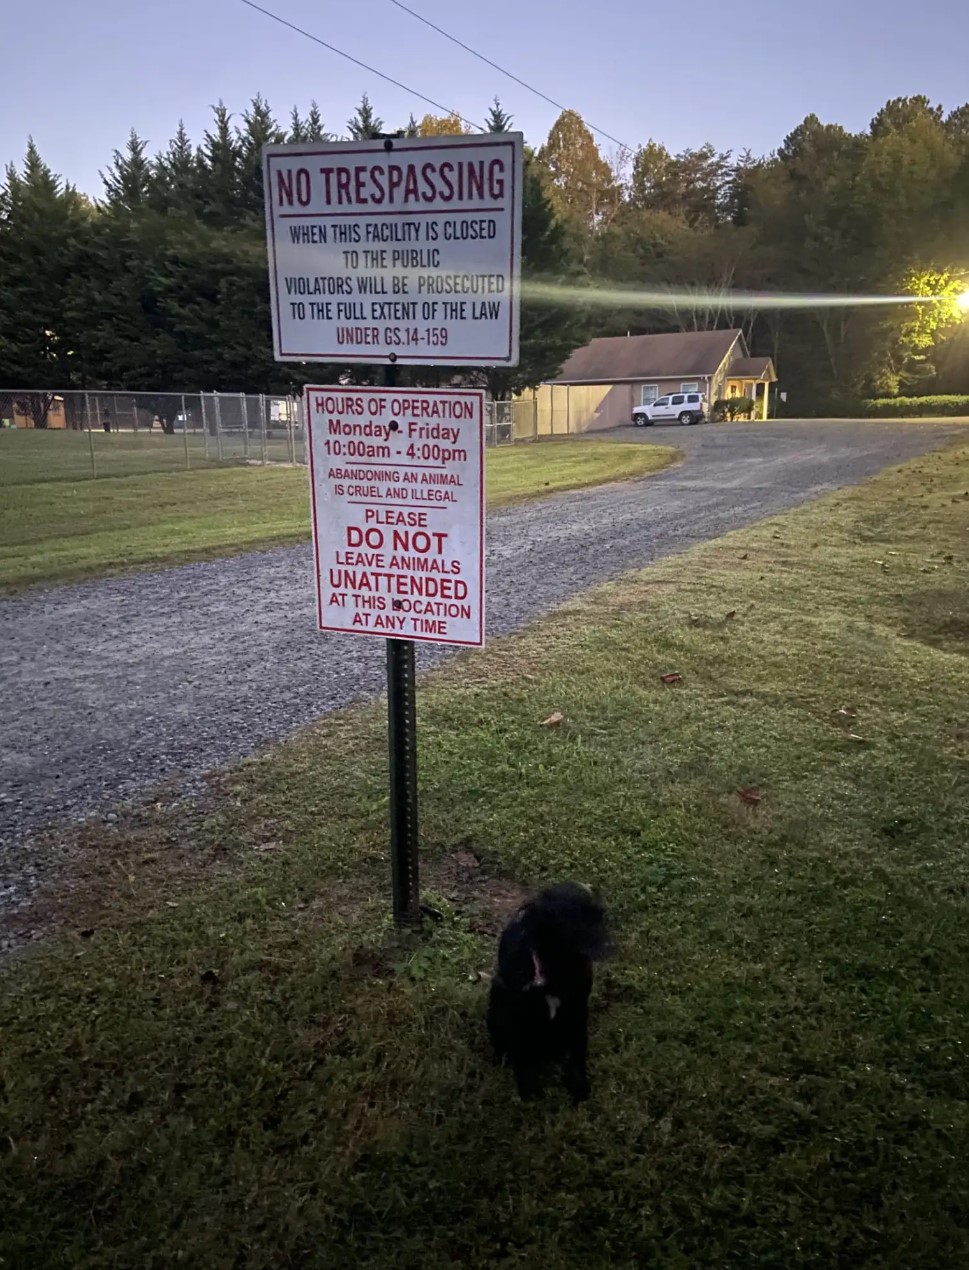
487,882,610,1103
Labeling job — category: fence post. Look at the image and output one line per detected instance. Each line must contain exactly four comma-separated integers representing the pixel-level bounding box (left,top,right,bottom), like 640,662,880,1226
181,394,189,470
240,392,250,460
84,392,97,477
287,400,296,464
200,394,209,460
213,394,225,461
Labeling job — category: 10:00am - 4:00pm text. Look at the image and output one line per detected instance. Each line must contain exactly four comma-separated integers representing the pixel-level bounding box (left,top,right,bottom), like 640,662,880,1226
322,438,468,463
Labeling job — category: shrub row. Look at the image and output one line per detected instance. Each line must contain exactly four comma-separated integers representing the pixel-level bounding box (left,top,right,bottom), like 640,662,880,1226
861,395,969,418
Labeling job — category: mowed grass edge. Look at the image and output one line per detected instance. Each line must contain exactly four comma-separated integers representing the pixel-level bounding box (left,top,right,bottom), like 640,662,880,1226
2,444,969,1267
0,439,677,593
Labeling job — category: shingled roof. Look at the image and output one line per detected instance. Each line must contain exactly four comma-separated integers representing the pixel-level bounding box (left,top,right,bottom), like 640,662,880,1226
549,329,744,385
727,356,776,381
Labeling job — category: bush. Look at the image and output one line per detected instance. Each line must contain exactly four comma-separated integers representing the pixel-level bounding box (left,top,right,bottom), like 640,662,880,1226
862,395,969,419
713,396,756,421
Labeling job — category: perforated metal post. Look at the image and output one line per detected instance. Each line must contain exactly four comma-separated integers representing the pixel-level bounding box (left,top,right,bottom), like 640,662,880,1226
382,350,421,926
387,633,420,924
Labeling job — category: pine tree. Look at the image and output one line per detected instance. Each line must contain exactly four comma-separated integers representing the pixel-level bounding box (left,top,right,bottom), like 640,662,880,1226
288,102,330,143
347,94,383,140
304,101,328,141
485,99,513,134
151,121,200,215
237,94,285,220
198,102,242,225
0,141,90,414
289,107,307,143
100,129,154,210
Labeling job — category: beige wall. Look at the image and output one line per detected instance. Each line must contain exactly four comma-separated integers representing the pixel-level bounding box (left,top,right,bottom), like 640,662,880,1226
13,398,68,429
520,383,633,435
518,379,719,436
632,377,709,405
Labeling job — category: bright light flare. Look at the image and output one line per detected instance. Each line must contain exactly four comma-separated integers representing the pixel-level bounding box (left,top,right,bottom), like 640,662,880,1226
957,288,969,312
519,280,952,313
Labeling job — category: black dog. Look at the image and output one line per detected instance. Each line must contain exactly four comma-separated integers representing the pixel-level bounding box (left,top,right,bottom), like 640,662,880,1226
487,882,610,1103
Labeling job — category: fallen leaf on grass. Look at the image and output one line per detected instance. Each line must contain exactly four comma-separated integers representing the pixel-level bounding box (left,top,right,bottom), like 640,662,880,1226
453,850,480,870
540,712,565,727
252,841,285,853
739,553,749,560
737,787,762,806
659,673,683,685
831,706,858,727
847,734,868,743
724,610,737,621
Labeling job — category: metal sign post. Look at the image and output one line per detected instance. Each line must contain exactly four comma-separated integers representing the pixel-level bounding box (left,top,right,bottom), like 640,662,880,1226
382,359,420,925
264,130,521,925
386,631,421,924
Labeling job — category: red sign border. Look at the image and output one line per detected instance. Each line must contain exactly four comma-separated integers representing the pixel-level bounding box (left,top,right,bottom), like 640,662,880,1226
304,385,486,648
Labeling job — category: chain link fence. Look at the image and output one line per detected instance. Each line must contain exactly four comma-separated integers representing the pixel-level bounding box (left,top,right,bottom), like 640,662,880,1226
0,389,531,485
0,390,306,484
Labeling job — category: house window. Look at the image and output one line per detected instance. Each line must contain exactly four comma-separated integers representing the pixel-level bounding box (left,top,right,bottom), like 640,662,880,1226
680,382,699,393
640,385,659,405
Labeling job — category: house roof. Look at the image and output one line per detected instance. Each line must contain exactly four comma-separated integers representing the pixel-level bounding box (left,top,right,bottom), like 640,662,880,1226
728,356,776,382
549,328,743,385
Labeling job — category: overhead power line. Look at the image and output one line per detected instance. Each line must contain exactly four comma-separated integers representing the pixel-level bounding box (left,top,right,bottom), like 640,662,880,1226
237,0,482,132
387,0,630,150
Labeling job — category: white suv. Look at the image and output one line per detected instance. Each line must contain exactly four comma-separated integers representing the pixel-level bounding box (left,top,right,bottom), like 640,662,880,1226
632,392,707,426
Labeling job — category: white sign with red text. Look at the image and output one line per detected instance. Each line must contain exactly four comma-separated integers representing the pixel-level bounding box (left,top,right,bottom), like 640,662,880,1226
263,134,522,366
306,386,485,647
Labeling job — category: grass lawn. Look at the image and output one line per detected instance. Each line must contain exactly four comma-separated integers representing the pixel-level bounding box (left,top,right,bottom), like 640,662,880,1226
0,427,295,485
3,444,969,1267
0,440,676,593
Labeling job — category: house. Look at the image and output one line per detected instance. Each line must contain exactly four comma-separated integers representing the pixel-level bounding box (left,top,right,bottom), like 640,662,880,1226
516,329,777,436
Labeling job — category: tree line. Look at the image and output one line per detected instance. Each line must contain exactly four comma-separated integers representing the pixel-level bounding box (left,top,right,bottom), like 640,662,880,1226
1,92,968,426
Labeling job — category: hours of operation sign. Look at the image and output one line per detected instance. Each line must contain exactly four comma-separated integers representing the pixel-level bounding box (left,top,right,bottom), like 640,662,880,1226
306,386,485,647
263,134,522,366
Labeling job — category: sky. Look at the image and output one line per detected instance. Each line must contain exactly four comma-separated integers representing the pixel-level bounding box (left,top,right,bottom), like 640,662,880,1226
3,0,968,195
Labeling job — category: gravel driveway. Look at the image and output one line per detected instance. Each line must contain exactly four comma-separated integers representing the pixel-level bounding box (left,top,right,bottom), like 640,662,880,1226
1,421,962,852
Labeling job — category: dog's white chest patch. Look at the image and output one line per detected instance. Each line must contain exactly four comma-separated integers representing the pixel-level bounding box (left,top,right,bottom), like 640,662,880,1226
546,995,560,1020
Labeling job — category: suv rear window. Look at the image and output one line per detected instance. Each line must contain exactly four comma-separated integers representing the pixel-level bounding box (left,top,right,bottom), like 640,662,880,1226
686,394,700,403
